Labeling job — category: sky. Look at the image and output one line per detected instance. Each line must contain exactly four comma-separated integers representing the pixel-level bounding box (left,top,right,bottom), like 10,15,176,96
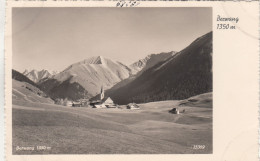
13,7,212,73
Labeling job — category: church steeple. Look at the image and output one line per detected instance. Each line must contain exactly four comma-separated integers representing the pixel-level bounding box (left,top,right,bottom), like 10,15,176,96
100,85,104,100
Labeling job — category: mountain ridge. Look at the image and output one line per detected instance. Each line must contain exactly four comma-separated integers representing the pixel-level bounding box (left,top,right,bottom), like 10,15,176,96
129,51,177,75
23,69,54,83
106,31,213,104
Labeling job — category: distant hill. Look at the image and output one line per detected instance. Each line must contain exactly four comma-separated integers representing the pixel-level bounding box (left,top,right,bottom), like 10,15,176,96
38,56,131,100
23,69,54,83
129,51,177,75
107,32,212,104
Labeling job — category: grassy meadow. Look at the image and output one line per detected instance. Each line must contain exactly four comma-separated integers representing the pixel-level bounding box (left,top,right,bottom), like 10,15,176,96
12,93,212,154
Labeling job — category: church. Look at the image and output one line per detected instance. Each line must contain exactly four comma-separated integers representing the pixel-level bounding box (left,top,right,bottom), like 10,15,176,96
90,86,116,108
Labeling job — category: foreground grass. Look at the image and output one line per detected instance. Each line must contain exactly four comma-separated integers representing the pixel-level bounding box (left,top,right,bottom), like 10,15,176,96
13,97,212,154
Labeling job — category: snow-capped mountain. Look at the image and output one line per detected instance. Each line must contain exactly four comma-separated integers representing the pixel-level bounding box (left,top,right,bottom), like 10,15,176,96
129,51,177,75
23,69,53,83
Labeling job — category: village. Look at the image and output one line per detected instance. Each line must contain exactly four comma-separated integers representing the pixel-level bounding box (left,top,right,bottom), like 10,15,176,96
54,86,141,110
52,86,185,114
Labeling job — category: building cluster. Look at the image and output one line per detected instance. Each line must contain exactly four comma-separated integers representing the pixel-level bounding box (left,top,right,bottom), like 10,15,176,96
62,86,140,110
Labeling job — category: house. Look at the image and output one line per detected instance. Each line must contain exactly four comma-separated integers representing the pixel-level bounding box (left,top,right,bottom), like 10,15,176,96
77,99,89,107
72,101,82,107
93,103,106,108
81,101,90,107
65,100,73,107
169,107,179,114
127,103,140,110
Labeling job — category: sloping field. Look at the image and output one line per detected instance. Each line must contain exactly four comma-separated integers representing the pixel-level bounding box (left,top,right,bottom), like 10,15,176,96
13,93,212,154
178,92,212,108
12,79,54,104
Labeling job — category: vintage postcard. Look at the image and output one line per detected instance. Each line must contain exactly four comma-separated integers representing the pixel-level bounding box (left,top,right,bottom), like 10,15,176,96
4,1,259,161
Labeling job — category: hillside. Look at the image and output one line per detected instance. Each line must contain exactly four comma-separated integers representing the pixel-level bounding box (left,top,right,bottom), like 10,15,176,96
100,51,177,96
12,69,38,87
178,92,212,108
12,69,54,104
107,32,212,104
39,56,131,100
12,79,54,104
38,77,90,101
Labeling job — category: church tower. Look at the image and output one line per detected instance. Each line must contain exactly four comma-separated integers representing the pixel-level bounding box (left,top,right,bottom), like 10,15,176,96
100,85,104,100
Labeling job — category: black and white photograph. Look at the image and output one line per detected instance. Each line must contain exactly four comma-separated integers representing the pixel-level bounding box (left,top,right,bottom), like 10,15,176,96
12,7,213,154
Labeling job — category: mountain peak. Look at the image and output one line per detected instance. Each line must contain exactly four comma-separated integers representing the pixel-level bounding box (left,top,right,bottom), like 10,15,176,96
129,51,176,75
23,69,29,75
40,69,47,72
23,69,53,83
82,56,106,65
44,55,132,100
